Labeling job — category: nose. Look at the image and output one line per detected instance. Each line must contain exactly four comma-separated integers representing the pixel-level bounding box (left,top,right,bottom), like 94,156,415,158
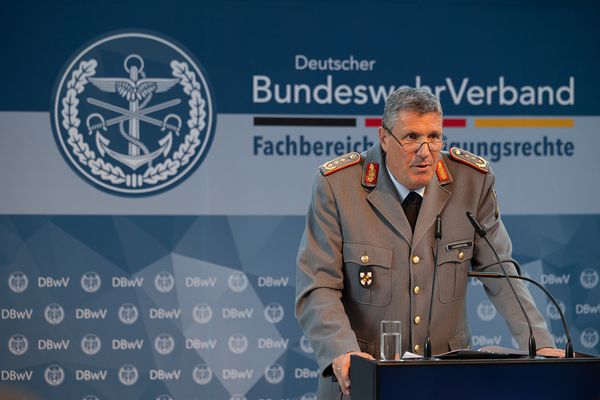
416,141,432,158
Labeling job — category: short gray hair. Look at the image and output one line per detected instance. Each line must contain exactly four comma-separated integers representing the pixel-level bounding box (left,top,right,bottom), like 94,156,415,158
382,87,443,131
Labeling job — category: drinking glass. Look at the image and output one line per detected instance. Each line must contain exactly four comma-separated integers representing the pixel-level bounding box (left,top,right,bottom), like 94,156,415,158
380,320,401,361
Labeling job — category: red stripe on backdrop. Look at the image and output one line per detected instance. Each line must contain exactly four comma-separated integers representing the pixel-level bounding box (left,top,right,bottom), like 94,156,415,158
443,118,467,128
364,118,382,127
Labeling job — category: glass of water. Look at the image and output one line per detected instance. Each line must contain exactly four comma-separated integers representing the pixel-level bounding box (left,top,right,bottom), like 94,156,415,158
380,320,401,361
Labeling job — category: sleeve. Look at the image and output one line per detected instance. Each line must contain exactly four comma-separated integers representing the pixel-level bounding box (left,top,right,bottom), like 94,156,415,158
295,172,361,375
472,169,555,350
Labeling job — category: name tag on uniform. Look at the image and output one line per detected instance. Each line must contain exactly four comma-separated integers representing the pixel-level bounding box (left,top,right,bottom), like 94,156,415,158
446,241,472,251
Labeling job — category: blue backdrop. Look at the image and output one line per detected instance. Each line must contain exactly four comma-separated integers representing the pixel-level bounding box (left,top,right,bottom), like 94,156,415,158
0,1,599,399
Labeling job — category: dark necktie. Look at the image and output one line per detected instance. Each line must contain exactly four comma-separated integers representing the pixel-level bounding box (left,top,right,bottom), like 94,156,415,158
402,191,422,232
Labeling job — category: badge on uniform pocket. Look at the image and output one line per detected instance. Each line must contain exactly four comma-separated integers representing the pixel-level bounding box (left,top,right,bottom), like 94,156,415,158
359,266,373,288
446,240,472,251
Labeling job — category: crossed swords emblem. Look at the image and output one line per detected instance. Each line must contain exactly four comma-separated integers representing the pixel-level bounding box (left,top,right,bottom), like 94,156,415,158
85,54,182,170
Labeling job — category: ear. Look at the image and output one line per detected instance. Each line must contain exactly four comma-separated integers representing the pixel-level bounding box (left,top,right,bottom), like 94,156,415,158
378,127,389,152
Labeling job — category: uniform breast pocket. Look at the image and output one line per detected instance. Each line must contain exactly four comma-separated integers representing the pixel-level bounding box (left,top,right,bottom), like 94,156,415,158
435,238,473,304
342,242,393,307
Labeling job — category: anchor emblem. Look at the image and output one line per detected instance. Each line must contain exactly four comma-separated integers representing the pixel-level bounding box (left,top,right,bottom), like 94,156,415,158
86,54,181,170
53,32,215,195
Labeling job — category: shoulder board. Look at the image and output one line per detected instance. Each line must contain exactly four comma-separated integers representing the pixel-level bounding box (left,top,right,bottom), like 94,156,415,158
448,147,489,173
319,152,361,176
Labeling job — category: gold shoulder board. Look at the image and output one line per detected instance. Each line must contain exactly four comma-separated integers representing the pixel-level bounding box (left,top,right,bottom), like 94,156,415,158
319,152,361,176
448,147,489,173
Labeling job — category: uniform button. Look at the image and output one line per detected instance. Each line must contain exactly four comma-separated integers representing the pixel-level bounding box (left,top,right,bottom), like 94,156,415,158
413,286,421,295
412,256,420,264
414,316,421,324
458,251,465,261
361,255,370,264
414,344,420,352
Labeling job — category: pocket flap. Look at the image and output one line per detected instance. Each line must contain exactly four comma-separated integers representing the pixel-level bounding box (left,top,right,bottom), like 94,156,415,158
436,238,474,264
343,242,392,268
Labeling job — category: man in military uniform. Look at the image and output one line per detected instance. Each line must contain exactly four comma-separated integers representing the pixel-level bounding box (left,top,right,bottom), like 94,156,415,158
295,87,562,399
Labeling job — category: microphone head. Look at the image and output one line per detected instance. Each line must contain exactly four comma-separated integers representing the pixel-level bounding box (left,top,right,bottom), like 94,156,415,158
435,215,442,239
466,211,487,237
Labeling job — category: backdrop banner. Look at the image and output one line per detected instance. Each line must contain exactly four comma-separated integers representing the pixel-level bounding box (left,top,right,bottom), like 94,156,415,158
0,1,599,399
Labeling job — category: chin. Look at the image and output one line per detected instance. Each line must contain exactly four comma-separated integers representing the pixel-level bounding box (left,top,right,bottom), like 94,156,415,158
408,173,433,188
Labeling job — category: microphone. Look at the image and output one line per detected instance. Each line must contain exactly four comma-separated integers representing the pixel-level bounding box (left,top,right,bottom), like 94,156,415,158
469,265,574,358
424,215,442,359
466,211,537,358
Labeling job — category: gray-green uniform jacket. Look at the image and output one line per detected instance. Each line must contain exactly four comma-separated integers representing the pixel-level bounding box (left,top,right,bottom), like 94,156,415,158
295,143,554,399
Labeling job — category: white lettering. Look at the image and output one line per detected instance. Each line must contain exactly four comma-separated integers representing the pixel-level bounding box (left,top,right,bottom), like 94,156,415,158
294,55,376,72
313,75,333,104
253,75,272,103
471,335,502,347
112,277,143,288
552,334,568,345
446,77,469,105
294,368,320,379
576,304,600,315
295,55,308,70
499,76,518,105
1,309,33,319
38,339,70,350
76,370,107,381
112,339,144,350
258,338,289,349
251,74,576,107
1,370,33,381
466,85,485,105
149,308,181,319
38,277,70,288
222,369,254,380
185,276,217,287
541,274,571,285
257,276,289,287
149,369,181,381
186,338,217,349
75,308,107,319
222,308,254,319
556,77,575,105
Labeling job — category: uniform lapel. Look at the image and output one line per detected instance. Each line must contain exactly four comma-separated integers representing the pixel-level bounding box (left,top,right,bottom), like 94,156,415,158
412,164,451,247
364,144,413,245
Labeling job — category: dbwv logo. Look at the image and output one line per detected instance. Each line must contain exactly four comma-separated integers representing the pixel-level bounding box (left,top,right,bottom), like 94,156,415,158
8,334,29,356
51,31,216,196
476,301,497,321
44,365,65,386
8,272,28,293
81,271,102,293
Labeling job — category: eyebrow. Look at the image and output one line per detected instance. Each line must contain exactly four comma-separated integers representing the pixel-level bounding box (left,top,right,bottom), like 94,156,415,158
401,130,442,137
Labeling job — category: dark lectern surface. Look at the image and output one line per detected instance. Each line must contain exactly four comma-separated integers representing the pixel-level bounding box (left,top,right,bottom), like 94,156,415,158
351,355,600,400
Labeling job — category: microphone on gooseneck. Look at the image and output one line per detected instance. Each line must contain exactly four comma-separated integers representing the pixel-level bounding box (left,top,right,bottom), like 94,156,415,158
469,262,574,358
424,214,442,359
466,211,537,358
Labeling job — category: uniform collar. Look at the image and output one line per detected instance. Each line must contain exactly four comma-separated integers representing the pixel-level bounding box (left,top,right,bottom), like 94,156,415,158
362,142,451,245
385,162,425,201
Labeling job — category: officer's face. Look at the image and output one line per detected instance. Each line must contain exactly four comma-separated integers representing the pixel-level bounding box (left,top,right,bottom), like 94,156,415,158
378,111,443,190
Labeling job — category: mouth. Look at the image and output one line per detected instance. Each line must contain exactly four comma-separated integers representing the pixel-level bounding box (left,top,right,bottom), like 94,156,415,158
411,163,432,171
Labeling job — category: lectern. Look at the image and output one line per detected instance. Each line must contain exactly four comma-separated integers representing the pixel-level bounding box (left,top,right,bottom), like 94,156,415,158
350,355,600,399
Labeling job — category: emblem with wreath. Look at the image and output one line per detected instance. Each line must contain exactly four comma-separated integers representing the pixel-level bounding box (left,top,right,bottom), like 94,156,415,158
60,59,206,188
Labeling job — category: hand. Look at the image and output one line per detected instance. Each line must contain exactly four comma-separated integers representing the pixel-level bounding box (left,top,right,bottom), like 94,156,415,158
332,351,375,396
537,347,566,358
